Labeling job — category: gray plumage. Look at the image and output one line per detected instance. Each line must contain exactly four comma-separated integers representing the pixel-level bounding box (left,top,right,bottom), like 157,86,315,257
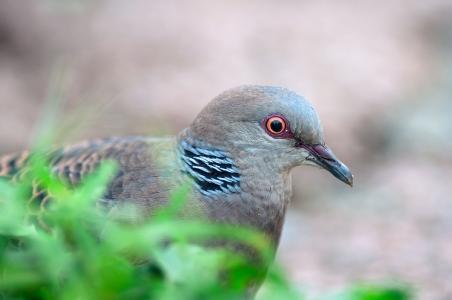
0,85,353,286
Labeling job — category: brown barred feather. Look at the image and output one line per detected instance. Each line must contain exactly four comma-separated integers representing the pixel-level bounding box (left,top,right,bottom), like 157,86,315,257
0,151,30,179
0,137,176,221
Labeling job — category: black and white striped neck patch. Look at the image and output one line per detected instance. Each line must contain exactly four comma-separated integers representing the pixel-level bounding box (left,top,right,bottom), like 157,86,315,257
179,140,241,197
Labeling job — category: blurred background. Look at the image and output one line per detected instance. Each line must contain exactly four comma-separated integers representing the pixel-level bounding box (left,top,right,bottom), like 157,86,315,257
1,0,451,299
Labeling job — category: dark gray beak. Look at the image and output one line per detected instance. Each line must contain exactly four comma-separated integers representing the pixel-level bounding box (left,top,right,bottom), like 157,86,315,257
297,143,354,187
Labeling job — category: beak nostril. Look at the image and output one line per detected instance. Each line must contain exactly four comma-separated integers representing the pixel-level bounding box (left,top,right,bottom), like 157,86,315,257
311,144,336,161
296,142,336,162
297,142,353,186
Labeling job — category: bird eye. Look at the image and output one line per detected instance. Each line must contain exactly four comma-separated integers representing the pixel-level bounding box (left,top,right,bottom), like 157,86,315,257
265,116,286,135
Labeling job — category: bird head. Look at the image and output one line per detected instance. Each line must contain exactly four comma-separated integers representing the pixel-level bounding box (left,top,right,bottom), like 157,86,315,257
188,85,353,187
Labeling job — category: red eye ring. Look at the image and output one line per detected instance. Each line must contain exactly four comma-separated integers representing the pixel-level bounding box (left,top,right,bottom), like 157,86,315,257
265,115,287,135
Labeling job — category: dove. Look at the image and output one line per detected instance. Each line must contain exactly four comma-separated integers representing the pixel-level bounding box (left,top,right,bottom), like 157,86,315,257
0,85,353,294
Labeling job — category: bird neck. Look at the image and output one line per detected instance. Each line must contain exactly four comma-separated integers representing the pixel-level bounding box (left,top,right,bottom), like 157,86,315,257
177,128,291,198
177,135,242,197
177,131,292,246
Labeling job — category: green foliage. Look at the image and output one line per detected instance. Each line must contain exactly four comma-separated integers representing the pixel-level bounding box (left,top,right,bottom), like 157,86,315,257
348,285,411,300
0,152,410,300
0,152,413,300
322,284,412,300
0,152,298,300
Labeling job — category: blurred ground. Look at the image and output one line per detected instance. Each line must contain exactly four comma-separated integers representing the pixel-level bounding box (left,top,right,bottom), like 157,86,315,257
1,1,452,299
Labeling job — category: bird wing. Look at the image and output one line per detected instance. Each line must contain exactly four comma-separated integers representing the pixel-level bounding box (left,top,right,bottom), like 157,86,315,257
0,137,178,215
0,150,30,180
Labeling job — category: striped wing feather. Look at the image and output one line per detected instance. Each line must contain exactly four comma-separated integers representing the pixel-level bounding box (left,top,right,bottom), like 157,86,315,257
0,137,169,215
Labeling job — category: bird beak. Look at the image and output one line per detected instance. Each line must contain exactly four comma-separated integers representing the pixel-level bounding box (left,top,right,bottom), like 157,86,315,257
297,143,354,187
